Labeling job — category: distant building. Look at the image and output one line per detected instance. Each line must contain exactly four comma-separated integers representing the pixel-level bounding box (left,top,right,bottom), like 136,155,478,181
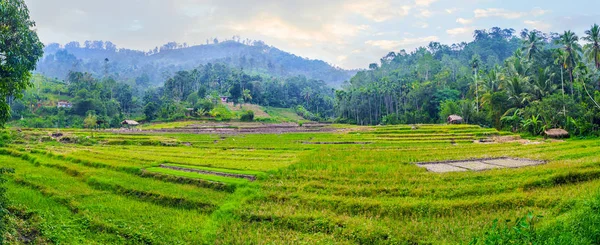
447,115,463,124
121,120,140,127
57,101,72,108
220,96,228,103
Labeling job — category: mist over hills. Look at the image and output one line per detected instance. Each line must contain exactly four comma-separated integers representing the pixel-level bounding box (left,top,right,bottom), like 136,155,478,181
36,39,357,87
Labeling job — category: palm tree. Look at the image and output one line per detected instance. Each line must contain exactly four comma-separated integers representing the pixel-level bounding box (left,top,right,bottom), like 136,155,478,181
504,74,531,108
555,31,583,96
583,24,600,69
583,24,600,89
522,31,544,61
482,66,504,93
532,67,556,100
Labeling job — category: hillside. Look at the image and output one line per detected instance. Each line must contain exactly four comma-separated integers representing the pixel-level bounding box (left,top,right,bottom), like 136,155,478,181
36,40,356,87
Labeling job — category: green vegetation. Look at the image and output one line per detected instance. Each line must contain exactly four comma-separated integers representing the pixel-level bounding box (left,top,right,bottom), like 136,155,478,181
337,27,600,137
0,124,599,243
0,0,44,126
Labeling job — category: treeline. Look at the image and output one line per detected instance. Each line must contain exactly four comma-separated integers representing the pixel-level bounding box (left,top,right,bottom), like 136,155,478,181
336,26,600,136
36,39,355,88
11,62,334,128
10,73,137,128
146,63,334,121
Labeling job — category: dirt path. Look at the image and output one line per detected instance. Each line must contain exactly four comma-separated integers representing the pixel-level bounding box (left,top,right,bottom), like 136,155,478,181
159,164,257,181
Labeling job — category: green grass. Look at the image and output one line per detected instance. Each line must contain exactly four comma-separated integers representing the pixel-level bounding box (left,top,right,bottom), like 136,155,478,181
263,106,306,122
3,124,600,244
145,167,250,186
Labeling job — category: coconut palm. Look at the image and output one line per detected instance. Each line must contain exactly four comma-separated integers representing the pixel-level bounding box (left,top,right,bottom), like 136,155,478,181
583,24,600,69
504,74,531,108
555,31,583,95
531,67,557,100
482,66,504,93
522,31,544,61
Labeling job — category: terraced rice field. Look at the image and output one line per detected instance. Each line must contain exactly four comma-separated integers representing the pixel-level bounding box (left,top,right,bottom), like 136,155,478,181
2,124,600,244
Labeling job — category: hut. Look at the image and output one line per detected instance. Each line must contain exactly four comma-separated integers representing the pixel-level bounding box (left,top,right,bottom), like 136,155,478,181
544,128,569,139
447,115,463,124
121,120,140,127
220,96,229,103
57,101,72,108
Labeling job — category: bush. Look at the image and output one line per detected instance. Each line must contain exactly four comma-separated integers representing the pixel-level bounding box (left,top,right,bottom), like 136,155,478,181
240,110,255,122
209,105,233,121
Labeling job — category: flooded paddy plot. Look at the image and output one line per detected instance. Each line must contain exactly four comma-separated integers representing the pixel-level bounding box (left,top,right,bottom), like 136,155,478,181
417,157,546,173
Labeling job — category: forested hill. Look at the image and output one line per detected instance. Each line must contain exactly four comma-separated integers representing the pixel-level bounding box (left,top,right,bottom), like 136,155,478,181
36,40,356,87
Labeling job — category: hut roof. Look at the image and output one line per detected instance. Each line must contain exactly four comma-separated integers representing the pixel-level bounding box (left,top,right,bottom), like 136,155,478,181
448,115,463,121
121,120,139,126
545,128,569,138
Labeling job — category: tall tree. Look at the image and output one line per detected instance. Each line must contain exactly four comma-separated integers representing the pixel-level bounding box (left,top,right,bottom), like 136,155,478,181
0,0,44,126
556,31,582,95
522,31,544,61
583,24,600,70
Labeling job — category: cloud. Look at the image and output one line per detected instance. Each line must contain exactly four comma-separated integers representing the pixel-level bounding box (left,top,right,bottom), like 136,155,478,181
524,20,551,31
446,27,473,36
456,18,472,25
416,9,433,18
474,8,549,19
365,36,439,50
415,0,437,7
344,1,412,22
21,0,599,70
445,8,460,14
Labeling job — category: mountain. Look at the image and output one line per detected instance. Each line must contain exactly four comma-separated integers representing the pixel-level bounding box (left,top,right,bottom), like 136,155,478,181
35,40,356,87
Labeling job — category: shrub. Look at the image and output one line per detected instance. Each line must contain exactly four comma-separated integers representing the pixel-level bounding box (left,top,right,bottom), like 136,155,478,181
240,110,254,122
210,105,233,121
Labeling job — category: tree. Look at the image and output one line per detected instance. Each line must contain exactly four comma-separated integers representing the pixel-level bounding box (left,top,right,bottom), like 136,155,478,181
144,102,158,121
583,24,600,70
0,0,44,126
522,31,544,61
84,112,98,137
556,31,582,95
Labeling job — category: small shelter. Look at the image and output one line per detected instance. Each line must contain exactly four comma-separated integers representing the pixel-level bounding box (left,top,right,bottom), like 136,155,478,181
121,120,140,127
545,128,569,138
57,101,72,108
220,96,229,103
447,115,463,124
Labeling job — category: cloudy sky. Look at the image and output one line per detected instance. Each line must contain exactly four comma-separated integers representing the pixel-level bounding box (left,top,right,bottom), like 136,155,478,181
24,0,600,69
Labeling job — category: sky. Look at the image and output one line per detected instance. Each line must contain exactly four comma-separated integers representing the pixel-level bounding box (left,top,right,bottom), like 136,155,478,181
24,0,600,69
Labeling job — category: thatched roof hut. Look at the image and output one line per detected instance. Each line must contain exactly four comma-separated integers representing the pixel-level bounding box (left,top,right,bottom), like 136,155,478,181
447,115,463,124
121,120,140,126
545,128,569,138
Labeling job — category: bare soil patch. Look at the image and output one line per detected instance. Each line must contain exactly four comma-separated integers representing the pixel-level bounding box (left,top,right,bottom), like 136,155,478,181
144,122,337,134
417,157,546,173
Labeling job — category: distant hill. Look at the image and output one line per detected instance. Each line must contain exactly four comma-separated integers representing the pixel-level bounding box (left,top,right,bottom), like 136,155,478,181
36,40,356,87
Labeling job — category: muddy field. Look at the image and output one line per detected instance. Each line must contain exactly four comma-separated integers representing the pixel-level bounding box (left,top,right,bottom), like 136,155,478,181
140,122,338,134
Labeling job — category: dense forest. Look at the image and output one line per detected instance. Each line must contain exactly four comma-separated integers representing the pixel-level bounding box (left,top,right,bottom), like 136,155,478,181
9,23,600,137
36,39,356,87
336,26,600,136
10,63,333,128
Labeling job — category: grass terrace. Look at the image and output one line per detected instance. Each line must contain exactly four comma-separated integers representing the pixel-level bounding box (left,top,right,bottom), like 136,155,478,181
1,124,600,244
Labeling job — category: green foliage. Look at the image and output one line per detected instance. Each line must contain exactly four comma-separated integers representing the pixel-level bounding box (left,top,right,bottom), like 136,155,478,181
470,213,539,245
210,105,233,121
439,100,460,123
0,0,44,126
143,102,158,121
239,110,254,122
336,26,600,135
474,192,600,244
37,40,354,88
